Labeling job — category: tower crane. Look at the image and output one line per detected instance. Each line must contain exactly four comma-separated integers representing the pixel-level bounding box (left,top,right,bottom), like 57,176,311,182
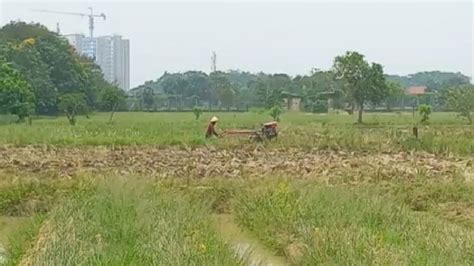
32,7,106,37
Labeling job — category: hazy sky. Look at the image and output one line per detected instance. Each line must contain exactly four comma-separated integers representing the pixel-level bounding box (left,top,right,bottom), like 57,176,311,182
1,0,473,88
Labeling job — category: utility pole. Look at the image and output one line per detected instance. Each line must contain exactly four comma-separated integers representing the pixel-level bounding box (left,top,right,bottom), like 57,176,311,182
211,51,217,73
56,22,60,34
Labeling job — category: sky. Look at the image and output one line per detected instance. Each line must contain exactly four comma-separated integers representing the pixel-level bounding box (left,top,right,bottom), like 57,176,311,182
1,0,473,88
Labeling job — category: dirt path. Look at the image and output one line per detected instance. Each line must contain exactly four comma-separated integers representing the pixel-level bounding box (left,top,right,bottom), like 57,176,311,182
212,214,287,266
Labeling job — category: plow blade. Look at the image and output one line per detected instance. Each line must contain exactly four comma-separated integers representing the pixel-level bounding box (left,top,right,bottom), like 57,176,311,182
222,130,258,137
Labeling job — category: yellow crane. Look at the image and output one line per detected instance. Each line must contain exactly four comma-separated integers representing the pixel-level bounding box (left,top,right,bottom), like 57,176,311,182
32,7,106,38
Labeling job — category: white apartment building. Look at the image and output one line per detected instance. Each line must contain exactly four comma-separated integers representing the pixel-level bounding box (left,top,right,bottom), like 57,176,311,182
63,34,83,54
63,34,130,90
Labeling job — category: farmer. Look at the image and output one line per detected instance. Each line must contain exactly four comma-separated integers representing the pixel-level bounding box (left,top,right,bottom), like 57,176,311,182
205,116,220,138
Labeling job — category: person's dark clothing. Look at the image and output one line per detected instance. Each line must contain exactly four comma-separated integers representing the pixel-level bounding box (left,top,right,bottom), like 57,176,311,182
205,122,218,138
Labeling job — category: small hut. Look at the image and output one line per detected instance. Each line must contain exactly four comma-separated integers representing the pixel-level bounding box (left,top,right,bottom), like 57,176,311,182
282,92,302,111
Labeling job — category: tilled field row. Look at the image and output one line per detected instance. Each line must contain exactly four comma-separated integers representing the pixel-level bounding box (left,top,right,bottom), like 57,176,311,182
0,146,472,182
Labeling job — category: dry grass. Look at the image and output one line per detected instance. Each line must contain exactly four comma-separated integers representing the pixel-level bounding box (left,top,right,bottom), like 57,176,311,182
0,146,471,183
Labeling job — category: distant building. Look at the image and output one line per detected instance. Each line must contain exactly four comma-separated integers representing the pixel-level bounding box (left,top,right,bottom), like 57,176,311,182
404,86,434,107
63,34,84,54
405,86,427,96
282,92,302,111
82,37,96,59
63,34,130,90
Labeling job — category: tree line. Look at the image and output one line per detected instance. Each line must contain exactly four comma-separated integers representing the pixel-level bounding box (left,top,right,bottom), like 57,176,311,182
1,21,472,125
0,22,126,124
130,52,472,123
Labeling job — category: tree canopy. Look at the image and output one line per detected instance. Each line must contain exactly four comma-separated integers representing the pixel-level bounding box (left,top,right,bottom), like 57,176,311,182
0,59,35,121
386,71,470,91
333,51,389,123
0,21,124,120
130,65,470,113
2,21,469,117
444,85,474,124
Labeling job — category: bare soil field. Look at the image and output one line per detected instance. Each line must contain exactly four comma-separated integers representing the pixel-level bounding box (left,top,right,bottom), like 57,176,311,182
1,146,472,182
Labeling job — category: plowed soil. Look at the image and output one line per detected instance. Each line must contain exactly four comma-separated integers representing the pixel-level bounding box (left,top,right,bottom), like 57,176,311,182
0,146,471,182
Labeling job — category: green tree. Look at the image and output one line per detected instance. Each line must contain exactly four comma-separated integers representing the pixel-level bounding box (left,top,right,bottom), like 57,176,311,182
445,85,474,124
385,80,404,111
418,104,432,125
79,56,106,109
142,87,155,110
58,93,86,125
269,105,283,122
210,72,235,109
270,74,292,93
333,51,388,123
0,38,57,114
193,106,203,120
297,70,346,112
387,71,470,91
99,85,126,123
0,22,112,114
34,35,86,95
0,59,35,122
184,71,212,101
251,76,284,109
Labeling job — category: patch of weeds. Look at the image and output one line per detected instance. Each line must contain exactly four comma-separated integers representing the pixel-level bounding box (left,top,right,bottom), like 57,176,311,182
391,181,474,212
20,178,239,265
234,183,474,265
0,184,55,216
0,178,94,217
4,214,46,266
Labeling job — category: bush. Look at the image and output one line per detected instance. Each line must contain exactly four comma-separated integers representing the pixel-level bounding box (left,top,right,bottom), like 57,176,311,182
418,104,431,125
269,105,282,122
193,106,203,120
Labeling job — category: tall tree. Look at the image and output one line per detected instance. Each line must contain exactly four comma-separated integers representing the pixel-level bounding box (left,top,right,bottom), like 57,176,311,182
99,85,127,123
0,38,57,114
0,59,35,122
58,93,86,126
333,51,388,123
142,87,155,110
0,21,112,114
210,72,235,109
250,75,284,109
184,71,212,100
386,71,470,91
385,80,404,111
445,85,474,124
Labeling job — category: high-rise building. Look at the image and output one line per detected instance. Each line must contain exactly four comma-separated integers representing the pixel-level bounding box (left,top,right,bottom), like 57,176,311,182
63,34,130,90
122,40,130,91
63,34,84,54
82,37,96,59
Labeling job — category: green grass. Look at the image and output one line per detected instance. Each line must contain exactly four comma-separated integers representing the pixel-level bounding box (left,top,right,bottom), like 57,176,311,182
234,182,474,265
1,176,473,265
16,177,239,265
1,111,473,264
4,214,45,266
0,112,473,155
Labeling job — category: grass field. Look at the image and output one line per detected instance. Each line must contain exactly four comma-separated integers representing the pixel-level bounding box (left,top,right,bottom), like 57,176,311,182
1,112,473,155
0,111,473,265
